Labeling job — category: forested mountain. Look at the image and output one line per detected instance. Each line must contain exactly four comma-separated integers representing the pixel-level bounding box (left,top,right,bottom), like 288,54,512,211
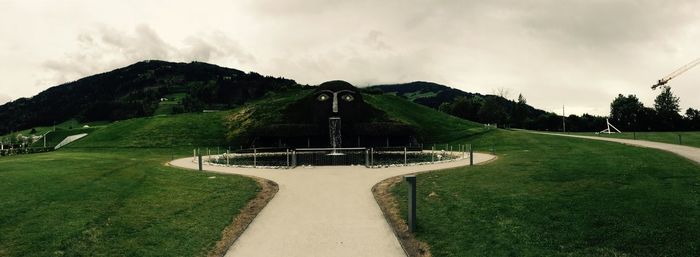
0,60,299,134
369,81,606,131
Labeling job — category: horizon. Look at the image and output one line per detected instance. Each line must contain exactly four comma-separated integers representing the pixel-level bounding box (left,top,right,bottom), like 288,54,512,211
1,0,699,116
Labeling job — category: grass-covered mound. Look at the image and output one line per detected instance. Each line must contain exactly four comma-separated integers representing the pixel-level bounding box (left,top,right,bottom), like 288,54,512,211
391,129,700,257
363,93,486,143
0,148,258,257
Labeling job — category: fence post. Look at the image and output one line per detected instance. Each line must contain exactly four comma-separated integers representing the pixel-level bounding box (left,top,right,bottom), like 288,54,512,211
226,151,230,166
431,146,435,163
405,175,417,232
633,131,636,140
292,150,297,167
469,144,473,166
365,149,369,167
371,148,374,167
404,147,407,165
253,148,257,168
679,134,682,145
286,149,290,168
198,150,203,171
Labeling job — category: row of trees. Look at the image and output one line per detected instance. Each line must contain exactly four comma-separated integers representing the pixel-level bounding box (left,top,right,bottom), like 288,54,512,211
438,86,699,132
611,86,700,131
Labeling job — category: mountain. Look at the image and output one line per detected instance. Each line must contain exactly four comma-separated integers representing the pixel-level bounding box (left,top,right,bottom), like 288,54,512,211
0,60,299,134
369,82,608,131
369,82,544,125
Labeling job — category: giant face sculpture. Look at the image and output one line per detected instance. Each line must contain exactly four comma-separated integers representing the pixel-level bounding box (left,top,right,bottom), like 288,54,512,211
315,89,355,113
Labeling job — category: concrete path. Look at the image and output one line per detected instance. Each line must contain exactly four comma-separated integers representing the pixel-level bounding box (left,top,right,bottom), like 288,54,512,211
170,152,495,257
533,132,700,165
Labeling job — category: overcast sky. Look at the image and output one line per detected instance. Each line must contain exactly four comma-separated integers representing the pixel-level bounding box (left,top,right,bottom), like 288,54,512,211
1,0,699,115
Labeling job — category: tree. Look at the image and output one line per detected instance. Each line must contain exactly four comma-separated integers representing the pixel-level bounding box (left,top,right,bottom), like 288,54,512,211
686,108,700,130
512,94,528,128
478,97,509,127
610,94,643,131
654,86,681,131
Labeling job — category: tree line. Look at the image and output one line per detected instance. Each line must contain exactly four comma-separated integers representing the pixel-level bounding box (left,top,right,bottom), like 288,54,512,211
437,86,699,132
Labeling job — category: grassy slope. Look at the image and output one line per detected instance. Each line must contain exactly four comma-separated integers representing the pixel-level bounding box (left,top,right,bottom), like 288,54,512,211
68,112,229,148
392,129,700,257
569,131,700,148
363,93,487,143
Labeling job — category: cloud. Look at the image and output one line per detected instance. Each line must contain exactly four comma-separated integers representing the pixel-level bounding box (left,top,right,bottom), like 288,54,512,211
39,24,255,87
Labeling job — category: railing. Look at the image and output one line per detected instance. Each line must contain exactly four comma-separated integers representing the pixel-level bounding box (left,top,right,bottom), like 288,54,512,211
201,144,471,168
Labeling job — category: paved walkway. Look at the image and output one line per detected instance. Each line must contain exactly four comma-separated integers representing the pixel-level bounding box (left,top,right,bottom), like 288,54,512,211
533,132,700,164
170,153,495,257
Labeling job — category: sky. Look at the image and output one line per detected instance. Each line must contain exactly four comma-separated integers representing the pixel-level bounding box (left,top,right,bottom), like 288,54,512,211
1,0,699,116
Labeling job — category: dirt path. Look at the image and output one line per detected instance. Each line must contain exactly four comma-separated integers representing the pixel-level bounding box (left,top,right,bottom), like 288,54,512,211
533,132,700,164
169,153,495,257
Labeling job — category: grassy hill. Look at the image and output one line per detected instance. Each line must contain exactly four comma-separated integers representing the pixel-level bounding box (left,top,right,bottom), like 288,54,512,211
0,60,299,135
363,93,487,143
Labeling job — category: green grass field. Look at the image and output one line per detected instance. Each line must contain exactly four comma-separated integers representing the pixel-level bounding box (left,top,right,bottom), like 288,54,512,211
568,131,700,148
0,148,258,257
0,110,256,256
392,129,700,257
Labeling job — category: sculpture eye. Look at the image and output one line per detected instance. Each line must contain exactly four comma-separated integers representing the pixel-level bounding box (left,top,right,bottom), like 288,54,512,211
317,93,330,101
341,94,354,102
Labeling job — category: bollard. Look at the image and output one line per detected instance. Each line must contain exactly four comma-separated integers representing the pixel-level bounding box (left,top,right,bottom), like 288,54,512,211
469,144,473,166
365,149,370,167
198,150,203,171
286,149,290,167
226,152,230,166
370,148,374,167
405,175,417,232
404,147,407,165
254,148,257,167
431,146,435,163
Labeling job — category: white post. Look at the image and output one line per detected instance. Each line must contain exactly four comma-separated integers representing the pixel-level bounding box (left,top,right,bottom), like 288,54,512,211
404,147,407,165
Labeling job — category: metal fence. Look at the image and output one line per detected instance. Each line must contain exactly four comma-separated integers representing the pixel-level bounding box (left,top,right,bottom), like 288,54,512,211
203,146,468,168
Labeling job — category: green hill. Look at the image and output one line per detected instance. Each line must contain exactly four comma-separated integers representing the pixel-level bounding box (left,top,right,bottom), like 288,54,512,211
28,88,486,150
0,60,299,135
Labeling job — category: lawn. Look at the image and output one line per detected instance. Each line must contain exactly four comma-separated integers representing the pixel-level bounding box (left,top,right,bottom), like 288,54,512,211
568,131,700,148
0,148,258,257
392,129,700,257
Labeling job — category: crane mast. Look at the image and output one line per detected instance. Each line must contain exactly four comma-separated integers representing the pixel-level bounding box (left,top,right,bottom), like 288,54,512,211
652,58,700,89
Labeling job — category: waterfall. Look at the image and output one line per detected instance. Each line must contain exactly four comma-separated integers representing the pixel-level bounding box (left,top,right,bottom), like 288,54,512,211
328,117,343,155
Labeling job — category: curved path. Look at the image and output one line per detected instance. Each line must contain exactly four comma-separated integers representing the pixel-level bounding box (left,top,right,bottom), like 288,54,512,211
170,153,495,257
534,132,700,164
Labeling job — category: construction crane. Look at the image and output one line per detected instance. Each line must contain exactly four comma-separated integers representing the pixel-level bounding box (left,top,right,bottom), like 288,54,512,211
652,57,700,89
